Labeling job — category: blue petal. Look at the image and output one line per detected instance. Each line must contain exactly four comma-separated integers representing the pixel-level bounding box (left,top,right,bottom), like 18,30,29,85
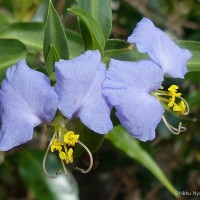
55,50,113,134
128,17,192,78
0,60,58,151
103,59,164,141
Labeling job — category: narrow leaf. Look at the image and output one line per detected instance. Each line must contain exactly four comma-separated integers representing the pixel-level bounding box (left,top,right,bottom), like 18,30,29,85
43,0,69,63
76,0,112,40
0,39,27,81
68,7,105,54
106,125,177,196
65,29,84,58
46,44,60,74
0,22,44,51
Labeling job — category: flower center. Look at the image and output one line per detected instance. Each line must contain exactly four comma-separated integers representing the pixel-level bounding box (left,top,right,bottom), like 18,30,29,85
151,84,189,135
51,131,79,165
42,116,93,178
152,84,188,115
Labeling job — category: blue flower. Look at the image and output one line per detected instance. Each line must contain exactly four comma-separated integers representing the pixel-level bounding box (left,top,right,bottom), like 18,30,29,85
103,59,165,141
55,50,113,134
127,17,192,78
0,60,58,151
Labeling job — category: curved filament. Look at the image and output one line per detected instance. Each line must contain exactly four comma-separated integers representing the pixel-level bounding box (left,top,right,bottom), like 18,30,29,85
43,133,61,178
75,140,93,174
61,159,68,176
162,115,187,135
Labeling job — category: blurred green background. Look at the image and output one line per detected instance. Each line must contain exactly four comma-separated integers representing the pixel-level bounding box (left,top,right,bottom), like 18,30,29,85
0,0,200,200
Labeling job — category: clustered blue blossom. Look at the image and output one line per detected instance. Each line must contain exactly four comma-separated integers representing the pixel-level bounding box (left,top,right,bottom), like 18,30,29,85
0,18,192,151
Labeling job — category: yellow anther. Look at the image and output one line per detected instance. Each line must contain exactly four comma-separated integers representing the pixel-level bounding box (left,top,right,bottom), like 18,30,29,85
59,151,67,160
51,138,64,153
168,85,181,98
64,131,79,146
52,138,64,146
65,148,73,164
51,145,62,152
166,85,182,108
152,84,189,116
173,100,186,115
168,84,178,91
168,97,175,107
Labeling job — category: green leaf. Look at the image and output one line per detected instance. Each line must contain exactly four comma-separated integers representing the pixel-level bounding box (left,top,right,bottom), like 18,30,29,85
0,12,14,31
104,39,133,57
16,150,79,200
76,0,112,40
106,125,177,196
65,29,84,58
46,44,60,74
176,40,200,71
68,7,105,54
0,22,44,51
0,39,27,81
43,0,69,63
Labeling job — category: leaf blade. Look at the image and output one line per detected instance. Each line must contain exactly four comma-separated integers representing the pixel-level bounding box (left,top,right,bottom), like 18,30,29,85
106,125,177,196
0,22,44,51
76,0,112,40
43,0,69,63
68,7,105,54
0,39,27,81
46,44,60,74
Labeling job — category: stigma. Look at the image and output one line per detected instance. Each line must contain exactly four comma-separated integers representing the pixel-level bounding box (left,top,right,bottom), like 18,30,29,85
152,84,189,135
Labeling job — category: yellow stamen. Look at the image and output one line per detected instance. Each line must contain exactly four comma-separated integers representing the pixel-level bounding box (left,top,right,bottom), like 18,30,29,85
168,97,175,107
45,116,93,177
153,84,188,116
50,131,79,164
64,131,79,146
173,100,186,115
168,85,180,94
151,85,189,136
51,144,62,152
52,138,64,146
167,85,181,108
59,151,67,160
65,148,73,164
